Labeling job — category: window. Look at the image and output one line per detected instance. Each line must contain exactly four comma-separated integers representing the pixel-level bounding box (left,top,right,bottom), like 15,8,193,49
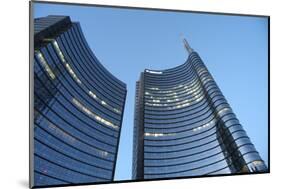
72,98,119,129
217,107,231,116
193,119,216,132
144,132,175,137
52,39,122,114
36,51,56,79
65,63,82,84
52,40,82,84
88,90,121,114
145,70,163,74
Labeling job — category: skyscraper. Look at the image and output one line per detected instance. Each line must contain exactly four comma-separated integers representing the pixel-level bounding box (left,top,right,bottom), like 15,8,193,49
132,39,267,180
32,15,126,187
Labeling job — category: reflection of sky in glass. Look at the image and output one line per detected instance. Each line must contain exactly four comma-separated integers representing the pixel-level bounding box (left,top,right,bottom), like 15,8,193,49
34,2,268,181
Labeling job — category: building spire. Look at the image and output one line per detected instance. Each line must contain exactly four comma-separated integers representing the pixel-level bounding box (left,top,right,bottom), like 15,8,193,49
180,34,193,54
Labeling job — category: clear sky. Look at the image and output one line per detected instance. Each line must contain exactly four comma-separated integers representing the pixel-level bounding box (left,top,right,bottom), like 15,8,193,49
33,2,268,181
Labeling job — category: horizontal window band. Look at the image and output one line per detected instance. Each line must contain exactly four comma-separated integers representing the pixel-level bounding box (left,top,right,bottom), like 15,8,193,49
54,37,126,105
145,80,201,97
144,121,244,145
35,138,113,171
45,44,124,114
144,91,227,115
144,68,197,85
34,112,117,155
144,128,251,153
144,83,224,113
144,64,196,80
34,124,115,163
144,73,198,87
35,141,112,177
60,31,126,98
144,127,248,149
34,106,118,154
144,80,215,104
144,124,220,142
52,37,126,105
144,106,234,130
34,154,110,180
34,73,120,133
145,103,217,124
144,72,198,87
43,37,126,108
144,131,248,160
34,170,71,184
36,50,123,121
144,97,227,120
143,150,259,175
144,125,246,148
144,93,225,116
145,90,205,107
35,92,120,142
144,147,258,168
144,62,192,78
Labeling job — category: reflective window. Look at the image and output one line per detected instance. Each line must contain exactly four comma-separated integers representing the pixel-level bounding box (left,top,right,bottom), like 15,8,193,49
72,98,119,129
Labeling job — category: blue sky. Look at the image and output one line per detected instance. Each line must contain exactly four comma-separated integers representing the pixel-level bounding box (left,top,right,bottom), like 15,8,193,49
34,2,268,181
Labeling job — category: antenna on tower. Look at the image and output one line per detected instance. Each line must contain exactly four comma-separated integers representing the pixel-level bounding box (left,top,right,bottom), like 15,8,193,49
180,33,193,54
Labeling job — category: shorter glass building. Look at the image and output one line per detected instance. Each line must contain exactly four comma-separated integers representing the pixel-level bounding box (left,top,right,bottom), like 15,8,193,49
132,39,267,180
32,15,126,187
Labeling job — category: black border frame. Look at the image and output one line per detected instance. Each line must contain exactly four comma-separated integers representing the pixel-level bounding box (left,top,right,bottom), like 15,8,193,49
29,0,270,188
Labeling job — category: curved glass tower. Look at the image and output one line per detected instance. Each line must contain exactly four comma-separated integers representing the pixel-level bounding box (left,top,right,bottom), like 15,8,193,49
132,39,267,180
32,16,126,187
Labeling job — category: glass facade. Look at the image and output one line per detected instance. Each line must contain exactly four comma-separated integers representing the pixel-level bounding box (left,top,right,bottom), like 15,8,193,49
32,16,126,187
132,41,267,180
